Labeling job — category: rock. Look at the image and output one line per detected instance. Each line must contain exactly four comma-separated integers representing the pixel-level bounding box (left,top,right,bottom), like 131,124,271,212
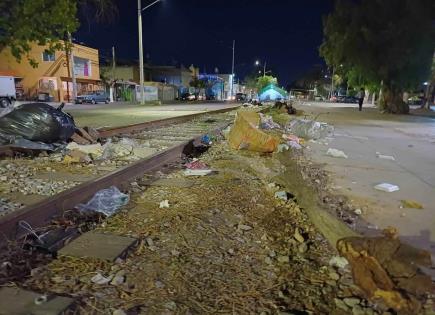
113,309,127,315
294,228,305,243
91,273,112,285
171,249,180,257
0,176,7,181
343,297,361,308
298,243,308,253
238,224,252,231
227,248,235,255
334,298,349,311
351,305,365,315
277,256,290,263
329,271,340,281
265,257,272,265
354,208,362,215
329,256,349,269
164,301,177,311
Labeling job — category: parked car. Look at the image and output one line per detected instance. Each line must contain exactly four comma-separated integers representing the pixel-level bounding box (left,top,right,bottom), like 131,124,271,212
75,91,109,104
180,92,196,101
314,95,325,101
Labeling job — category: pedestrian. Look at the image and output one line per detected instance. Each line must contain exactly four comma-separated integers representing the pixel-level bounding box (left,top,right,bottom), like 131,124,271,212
357,88,365,111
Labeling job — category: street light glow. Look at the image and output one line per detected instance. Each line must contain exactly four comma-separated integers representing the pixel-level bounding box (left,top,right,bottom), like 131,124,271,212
255,60,260,66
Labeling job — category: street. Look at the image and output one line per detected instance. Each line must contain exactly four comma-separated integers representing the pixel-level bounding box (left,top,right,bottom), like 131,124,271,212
65,102,239,128
295,101,435,255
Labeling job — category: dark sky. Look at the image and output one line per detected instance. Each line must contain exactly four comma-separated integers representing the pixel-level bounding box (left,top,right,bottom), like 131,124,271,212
76,0,333,86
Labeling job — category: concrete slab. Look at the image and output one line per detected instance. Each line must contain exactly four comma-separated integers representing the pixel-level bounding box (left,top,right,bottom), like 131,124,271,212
58,232,137,261
0,287,74,315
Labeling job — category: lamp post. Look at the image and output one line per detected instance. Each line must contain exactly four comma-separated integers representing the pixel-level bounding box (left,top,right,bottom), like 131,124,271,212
138,0,162,105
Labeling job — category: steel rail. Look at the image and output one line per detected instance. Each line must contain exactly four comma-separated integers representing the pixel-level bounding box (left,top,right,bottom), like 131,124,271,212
0,106,239,245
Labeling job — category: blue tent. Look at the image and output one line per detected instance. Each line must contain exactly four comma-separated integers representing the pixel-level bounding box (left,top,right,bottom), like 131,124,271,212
258,84,288,101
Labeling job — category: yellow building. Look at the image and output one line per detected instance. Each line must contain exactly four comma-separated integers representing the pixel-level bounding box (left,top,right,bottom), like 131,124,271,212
0,42,102,102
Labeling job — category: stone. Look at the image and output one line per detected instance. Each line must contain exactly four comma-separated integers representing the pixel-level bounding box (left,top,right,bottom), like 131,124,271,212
59,232,137,261
354,209,362,215
334,298,349,311
329,271,340,281
329,256,349,269
113,310,127,315
277,256,290,263
238,224,253,231
351,305,365,315
298,242,308,253
343,297,361,308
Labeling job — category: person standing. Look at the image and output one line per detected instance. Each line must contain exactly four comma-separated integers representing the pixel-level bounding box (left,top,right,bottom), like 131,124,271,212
357,88,365,111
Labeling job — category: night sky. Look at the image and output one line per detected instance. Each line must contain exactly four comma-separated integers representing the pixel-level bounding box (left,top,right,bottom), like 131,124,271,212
76,0,333,86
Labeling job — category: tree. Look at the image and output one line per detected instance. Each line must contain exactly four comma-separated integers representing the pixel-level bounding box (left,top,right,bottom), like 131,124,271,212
257,75,278,91
320,0,435,114
0,0,116,66
189,77,207,95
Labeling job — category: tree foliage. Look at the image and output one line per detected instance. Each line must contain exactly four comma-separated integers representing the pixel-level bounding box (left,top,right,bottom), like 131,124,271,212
0,0,117,67
257,75,278,91
0,0,78,66
320,0,435,113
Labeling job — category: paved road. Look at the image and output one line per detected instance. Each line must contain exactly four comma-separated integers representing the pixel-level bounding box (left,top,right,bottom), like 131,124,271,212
295,101,435,255
63,102,239,128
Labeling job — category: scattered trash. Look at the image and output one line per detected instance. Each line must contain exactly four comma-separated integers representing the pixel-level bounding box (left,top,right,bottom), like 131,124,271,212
400,199,423,209
184,169,213,176
238,224,253,231
91,273,112,285
354,208,362,215
328,256,349,269
259,114,280,130
76,186,129,216
66,142,103,160
282,134,300,144
326,148,348,159
0,103,76,147
294,228,305,243
184,159,213,176
228,111,279,153
376,152,395,161
274,191,289,201
287,141,302,150
285,119,333,140
277,144,289,152
201,134,212,145
159,200,170,208
274,100,296,115
374,183,400,193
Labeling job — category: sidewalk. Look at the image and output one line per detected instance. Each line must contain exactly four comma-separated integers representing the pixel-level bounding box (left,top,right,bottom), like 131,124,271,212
295,102,435,255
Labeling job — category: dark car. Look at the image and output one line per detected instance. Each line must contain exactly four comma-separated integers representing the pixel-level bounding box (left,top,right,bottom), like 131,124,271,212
75,91,110,104
336,95,358,103
180,92,196,101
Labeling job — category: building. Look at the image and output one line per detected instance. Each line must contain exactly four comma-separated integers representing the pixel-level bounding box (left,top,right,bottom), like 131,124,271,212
258,84,288,101
0,42,102,102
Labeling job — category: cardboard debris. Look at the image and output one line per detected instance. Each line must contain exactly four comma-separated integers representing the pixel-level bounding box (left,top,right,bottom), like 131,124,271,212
228,111,279,153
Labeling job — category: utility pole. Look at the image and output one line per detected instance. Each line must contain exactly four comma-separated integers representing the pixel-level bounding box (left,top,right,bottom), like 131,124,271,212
331,66,335,98
138,0,145,104
231,39,235,99
263,61,267,77
68,32,77,102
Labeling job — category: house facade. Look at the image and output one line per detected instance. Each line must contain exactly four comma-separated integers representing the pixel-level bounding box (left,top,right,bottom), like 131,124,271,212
0,42,102,102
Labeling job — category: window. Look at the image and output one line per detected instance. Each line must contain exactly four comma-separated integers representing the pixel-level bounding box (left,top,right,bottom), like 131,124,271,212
42,51,55,62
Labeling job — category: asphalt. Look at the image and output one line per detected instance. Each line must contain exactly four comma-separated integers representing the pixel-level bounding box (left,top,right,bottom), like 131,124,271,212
295,101,435,256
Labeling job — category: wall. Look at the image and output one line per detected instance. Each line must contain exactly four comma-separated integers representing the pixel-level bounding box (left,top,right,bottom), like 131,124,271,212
0,42,100,101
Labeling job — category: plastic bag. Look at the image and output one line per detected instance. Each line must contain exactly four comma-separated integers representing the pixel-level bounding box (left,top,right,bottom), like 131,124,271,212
0,103,76,144
76,186,129,216
285,119,333,140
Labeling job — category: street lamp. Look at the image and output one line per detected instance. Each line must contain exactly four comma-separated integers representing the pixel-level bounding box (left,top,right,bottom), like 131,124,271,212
138,0,162,105
255,60,267,77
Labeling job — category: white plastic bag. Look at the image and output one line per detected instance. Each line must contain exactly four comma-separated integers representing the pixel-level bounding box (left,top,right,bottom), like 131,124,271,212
76,186,129,216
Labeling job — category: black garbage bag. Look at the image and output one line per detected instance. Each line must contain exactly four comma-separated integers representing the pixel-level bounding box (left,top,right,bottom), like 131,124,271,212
0,103,76,146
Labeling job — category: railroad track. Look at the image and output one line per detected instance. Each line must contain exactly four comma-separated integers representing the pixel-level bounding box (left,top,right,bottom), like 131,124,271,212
0,106,240,246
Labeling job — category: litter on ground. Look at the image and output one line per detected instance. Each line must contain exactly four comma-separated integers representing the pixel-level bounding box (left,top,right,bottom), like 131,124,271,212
400,199,424,209
326,148,348,159
374,183,400,192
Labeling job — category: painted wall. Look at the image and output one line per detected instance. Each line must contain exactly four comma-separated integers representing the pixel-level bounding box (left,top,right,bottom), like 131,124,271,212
0,42,100,101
